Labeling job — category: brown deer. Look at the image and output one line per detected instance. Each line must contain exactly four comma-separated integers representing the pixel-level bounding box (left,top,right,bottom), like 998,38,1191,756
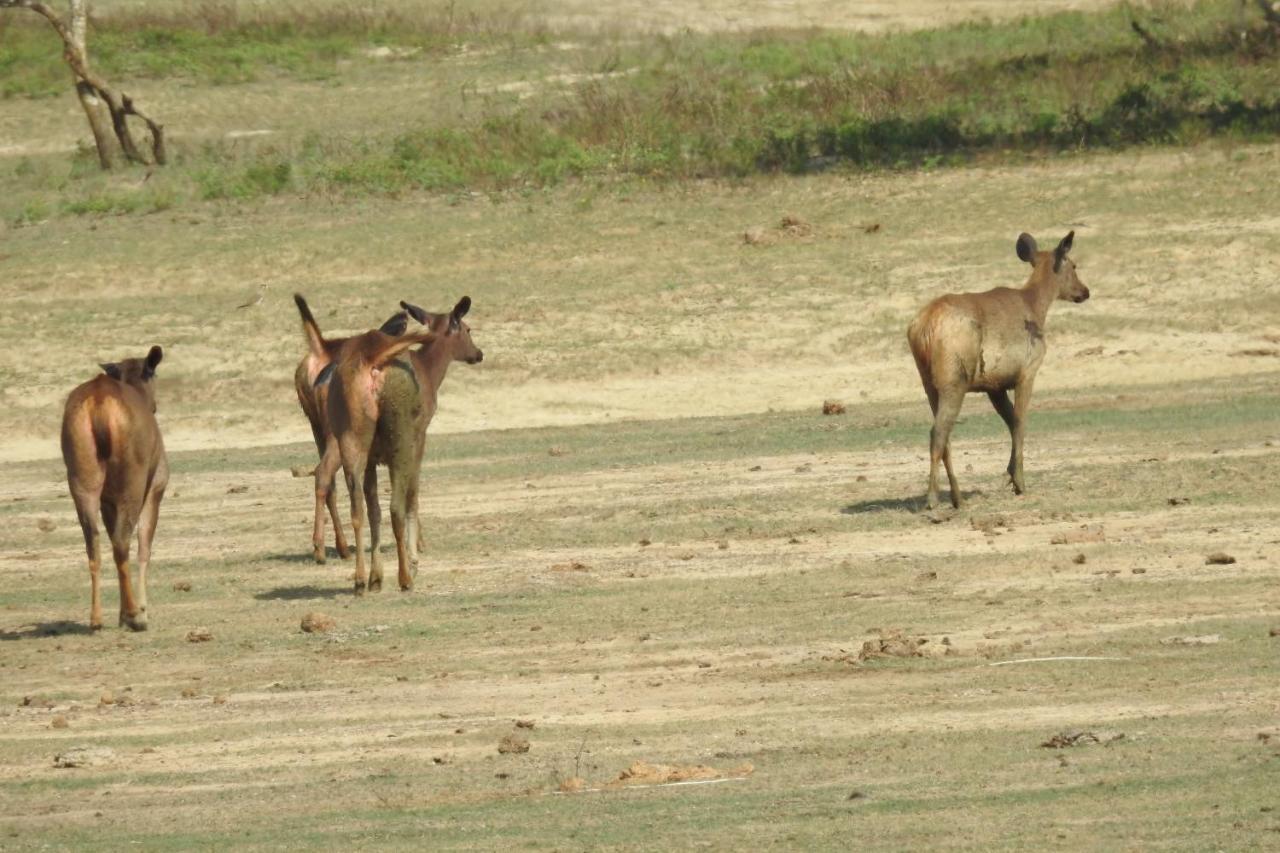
317,326,439,593
293,294,410,562
60,346,167,630
396,297,484,560
907,231,1089,509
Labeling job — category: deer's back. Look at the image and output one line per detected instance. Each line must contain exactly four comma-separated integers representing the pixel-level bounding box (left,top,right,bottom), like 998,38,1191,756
909,287,1042,391
61,376,164,484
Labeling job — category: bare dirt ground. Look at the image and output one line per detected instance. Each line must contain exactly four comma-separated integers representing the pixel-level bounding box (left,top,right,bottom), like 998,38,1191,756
1,137,1279,847
2,1,1280,848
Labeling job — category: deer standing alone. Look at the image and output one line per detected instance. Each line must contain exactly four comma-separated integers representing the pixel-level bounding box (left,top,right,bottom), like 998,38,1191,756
60,346,168,630
907,231,1089,509
293,294,411,562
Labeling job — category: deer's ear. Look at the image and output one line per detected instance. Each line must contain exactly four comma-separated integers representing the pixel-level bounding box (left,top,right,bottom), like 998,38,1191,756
142,346,163,379
1053,231,1074,273
379,311,409,337
100,363,123,380
450,296,471,332
400,301,430,324
314,363,336,388
1016,233,1037,264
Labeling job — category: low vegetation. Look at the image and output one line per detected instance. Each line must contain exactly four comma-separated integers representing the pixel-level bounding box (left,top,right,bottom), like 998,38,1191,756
3,0,1280,222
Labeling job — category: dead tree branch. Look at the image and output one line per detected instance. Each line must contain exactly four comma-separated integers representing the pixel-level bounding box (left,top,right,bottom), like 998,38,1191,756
0,0,165,168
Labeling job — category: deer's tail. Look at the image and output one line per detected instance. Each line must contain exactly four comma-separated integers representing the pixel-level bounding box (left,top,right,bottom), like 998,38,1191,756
293,294,327,360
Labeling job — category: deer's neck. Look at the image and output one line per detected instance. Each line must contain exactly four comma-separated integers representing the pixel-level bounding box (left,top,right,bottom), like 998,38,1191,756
1024,268,1058,328
417,344,453,397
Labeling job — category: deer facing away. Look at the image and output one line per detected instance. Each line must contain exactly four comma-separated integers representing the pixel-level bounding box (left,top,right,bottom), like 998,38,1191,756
317,326,438,593
292,294,411,562
907,231,1089,509
60,346,168,630
312,297,481,593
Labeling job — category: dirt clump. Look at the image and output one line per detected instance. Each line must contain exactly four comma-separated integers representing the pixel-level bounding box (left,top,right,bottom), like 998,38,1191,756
514,719,535,729
1161,634,1221,646
301,612,336,633
1050,525,1104,545
36,518,55,533
186,627,213,643
779,214,812,236
822,400,846,415
54,746,115,768
558,776,586,793
971,514,1012,535
172,581,192,592
21,695,55,709
1041,731,1125,749
498,734,530,754
1205,552,1236,565
858,631,932,661
606,760,753,788
50,715,69,729
551,561,589,572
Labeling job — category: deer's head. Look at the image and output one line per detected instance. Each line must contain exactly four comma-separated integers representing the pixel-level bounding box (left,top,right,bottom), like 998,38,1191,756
100,346,163,412
1017,231,1089,303
401,297,483,365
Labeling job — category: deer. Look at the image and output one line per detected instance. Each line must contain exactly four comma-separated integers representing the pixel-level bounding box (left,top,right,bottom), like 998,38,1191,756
907,231,1089,510
395,297,484,561
60,346,167,631
316,326,439,594
293,294,411,562
313,297,482,595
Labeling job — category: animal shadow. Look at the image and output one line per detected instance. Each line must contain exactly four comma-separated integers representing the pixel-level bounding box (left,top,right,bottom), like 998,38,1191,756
265,549,346,565
841,490,984,516
0,620,95,641
254,585,348,601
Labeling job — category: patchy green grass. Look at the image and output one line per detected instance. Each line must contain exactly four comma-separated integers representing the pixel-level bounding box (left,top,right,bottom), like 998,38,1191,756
4,0,1280,220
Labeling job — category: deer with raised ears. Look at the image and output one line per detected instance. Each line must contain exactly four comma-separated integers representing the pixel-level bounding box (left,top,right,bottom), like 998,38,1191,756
292,294,411,563
396,296,483,560
317,326,439,594
907,231,1089,509
60,346,168,631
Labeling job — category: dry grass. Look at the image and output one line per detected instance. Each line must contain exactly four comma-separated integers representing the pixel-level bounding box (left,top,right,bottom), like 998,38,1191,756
1,1,1279,848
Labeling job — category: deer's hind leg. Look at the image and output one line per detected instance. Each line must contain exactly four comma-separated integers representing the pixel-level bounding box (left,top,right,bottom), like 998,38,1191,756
312,436,342,565
101,487,146,632
1009,376,1037,495
363,464,383,592
988,389,1019,488
69,483,105,630
135,461,167,619
928,387,965,509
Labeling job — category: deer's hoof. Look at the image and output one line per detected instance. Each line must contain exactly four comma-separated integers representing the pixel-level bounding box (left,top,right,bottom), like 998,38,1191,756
120,613,148,632
313,547,326,565
368,576,382,593
353,582,366,597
